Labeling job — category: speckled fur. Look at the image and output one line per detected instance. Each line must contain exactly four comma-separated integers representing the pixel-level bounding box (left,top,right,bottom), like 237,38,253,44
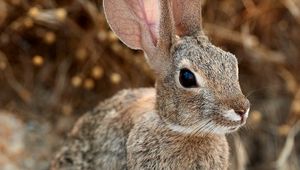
52,36,248,170
127,110,229,170
52,88,156,170
52,0,250,169
156,35,249,129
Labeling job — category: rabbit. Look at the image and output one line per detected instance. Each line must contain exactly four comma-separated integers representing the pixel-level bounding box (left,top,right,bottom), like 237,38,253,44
51,0,250,169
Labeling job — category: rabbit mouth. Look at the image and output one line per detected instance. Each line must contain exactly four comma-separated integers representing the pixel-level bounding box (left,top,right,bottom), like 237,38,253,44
221,109,249,125
205,121,240,134
209,112,249,134
164,116,246,135
208,121,244,134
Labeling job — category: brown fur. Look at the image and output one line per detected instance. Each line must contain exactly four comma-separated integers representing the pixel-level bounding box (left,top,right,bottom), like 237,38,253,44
127,110,229,170
52,0,250,169
52,89,155,170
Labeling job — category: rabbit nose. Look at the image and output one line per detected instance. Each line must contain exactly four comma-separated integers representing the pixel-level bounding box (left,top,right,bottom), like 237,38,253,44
234,109,246,117
232,98,250,118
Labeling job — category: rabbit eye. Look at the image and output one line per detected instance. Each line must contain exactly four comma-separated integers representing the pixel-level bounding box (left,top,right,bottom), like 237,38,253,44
179,69,198,88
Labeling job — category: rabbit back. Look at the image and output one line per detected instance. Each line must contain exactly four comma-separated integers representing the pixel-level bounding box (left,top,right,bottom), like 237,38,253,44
51,88,155,170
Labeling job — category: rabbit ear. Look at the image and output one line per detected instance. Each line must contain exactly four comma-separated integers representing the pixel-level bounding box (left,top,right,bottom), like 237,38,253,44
103,0,174,67
172,0,203,36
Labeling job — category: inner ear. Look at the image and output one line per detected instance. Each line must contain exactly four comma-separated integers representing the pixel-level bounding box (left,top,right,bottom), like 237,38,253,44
103,0,175,73
103,0,161,51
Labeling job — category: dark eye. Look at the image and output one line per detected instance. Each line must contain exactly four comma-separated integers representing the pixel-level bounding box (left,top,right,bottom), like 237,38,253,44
179,69,198,88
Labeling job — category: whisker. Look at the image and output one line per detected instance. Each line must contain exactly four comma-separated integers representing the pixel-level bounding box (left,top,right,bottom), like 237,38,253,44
245,87,269,98
192,120,213,137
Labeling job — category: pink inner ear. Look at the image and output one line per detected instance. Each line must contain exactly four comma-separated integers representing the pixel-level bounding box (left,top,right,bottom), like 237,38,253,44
133,0,160,45
104,0,160,50
142,0,160,44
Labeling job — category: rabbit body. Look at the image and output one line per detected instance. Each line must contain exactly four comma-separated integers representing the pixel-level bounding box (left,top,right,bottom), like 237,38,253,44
52,0,250,169
52,88,228,170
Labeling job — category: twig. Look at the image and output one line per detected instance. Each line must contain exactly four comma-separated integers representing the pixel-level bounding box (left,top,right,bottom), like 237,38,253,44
275,121,300,170
0,1,8,27
204,23,286,65
28,7,67,28
49,59,71,107
232,134,248,170
280,0,300,24
0,51,32,103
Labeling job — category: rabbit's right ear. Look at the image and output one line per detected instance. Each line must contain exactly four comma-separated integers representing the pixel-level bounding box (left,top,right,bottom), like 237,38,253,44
172,0,203,36
103,0,174,71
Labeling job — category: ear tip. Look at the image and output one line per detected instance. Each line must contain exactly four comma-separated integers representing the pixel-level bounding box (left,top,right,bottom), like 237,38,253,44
103,0,160,53
173,0,203,36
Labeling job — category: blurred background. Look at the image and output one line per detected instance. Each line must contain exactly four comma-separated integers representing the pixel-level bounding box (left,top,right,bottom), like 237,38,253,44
0,0,299,169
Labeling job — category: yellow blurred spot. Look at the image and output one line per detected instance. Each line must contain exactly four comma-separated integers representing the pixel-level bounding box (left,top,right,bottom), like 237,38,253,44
55,8,67,21
32,55,44,66
71,76,82,88
110,73,121,84
11,21,21,31
108,31,118,42
91,66,104,79
278,125,291,136
279,67,297,93
84,78,95,90
291,96,300,112
249,110,262,124
62,104,73,116
44,32,56,44
28,7,40,18
23,17,34,28
11,0,21,5
290,90,300,118
19,89,32,103
76,48,87,61
97,30,107,41
0,61,6,70
111,43,122,53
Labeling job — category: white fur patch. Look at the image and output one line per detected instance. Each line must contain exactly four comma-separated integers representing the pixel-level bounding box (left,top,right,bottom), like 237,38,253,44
166,120,210,134
245,108,250,118
166,123,195,134
178,59,192,68
209,122,232,134
194,71,206,87
223,109,241,121
166,120,236,135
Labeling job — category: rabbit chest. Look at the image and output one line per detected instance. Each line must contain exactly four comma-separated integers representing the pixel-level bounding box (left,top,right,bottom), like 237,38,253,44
127,112,229,170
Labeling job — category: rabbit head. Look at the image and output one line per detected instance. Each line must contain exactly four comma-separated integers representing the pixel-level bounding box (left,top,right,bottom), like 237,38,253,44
103,0,250,134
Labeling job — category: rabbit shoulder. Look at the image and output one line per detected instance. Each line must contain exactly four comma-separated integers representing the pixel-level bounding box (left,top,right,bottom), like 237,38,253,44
51,88,155,170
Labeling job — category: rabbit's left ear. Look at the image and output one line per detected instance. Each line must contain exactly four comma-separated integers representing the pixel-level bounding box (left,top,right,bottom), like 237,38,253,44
103,0,174,71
